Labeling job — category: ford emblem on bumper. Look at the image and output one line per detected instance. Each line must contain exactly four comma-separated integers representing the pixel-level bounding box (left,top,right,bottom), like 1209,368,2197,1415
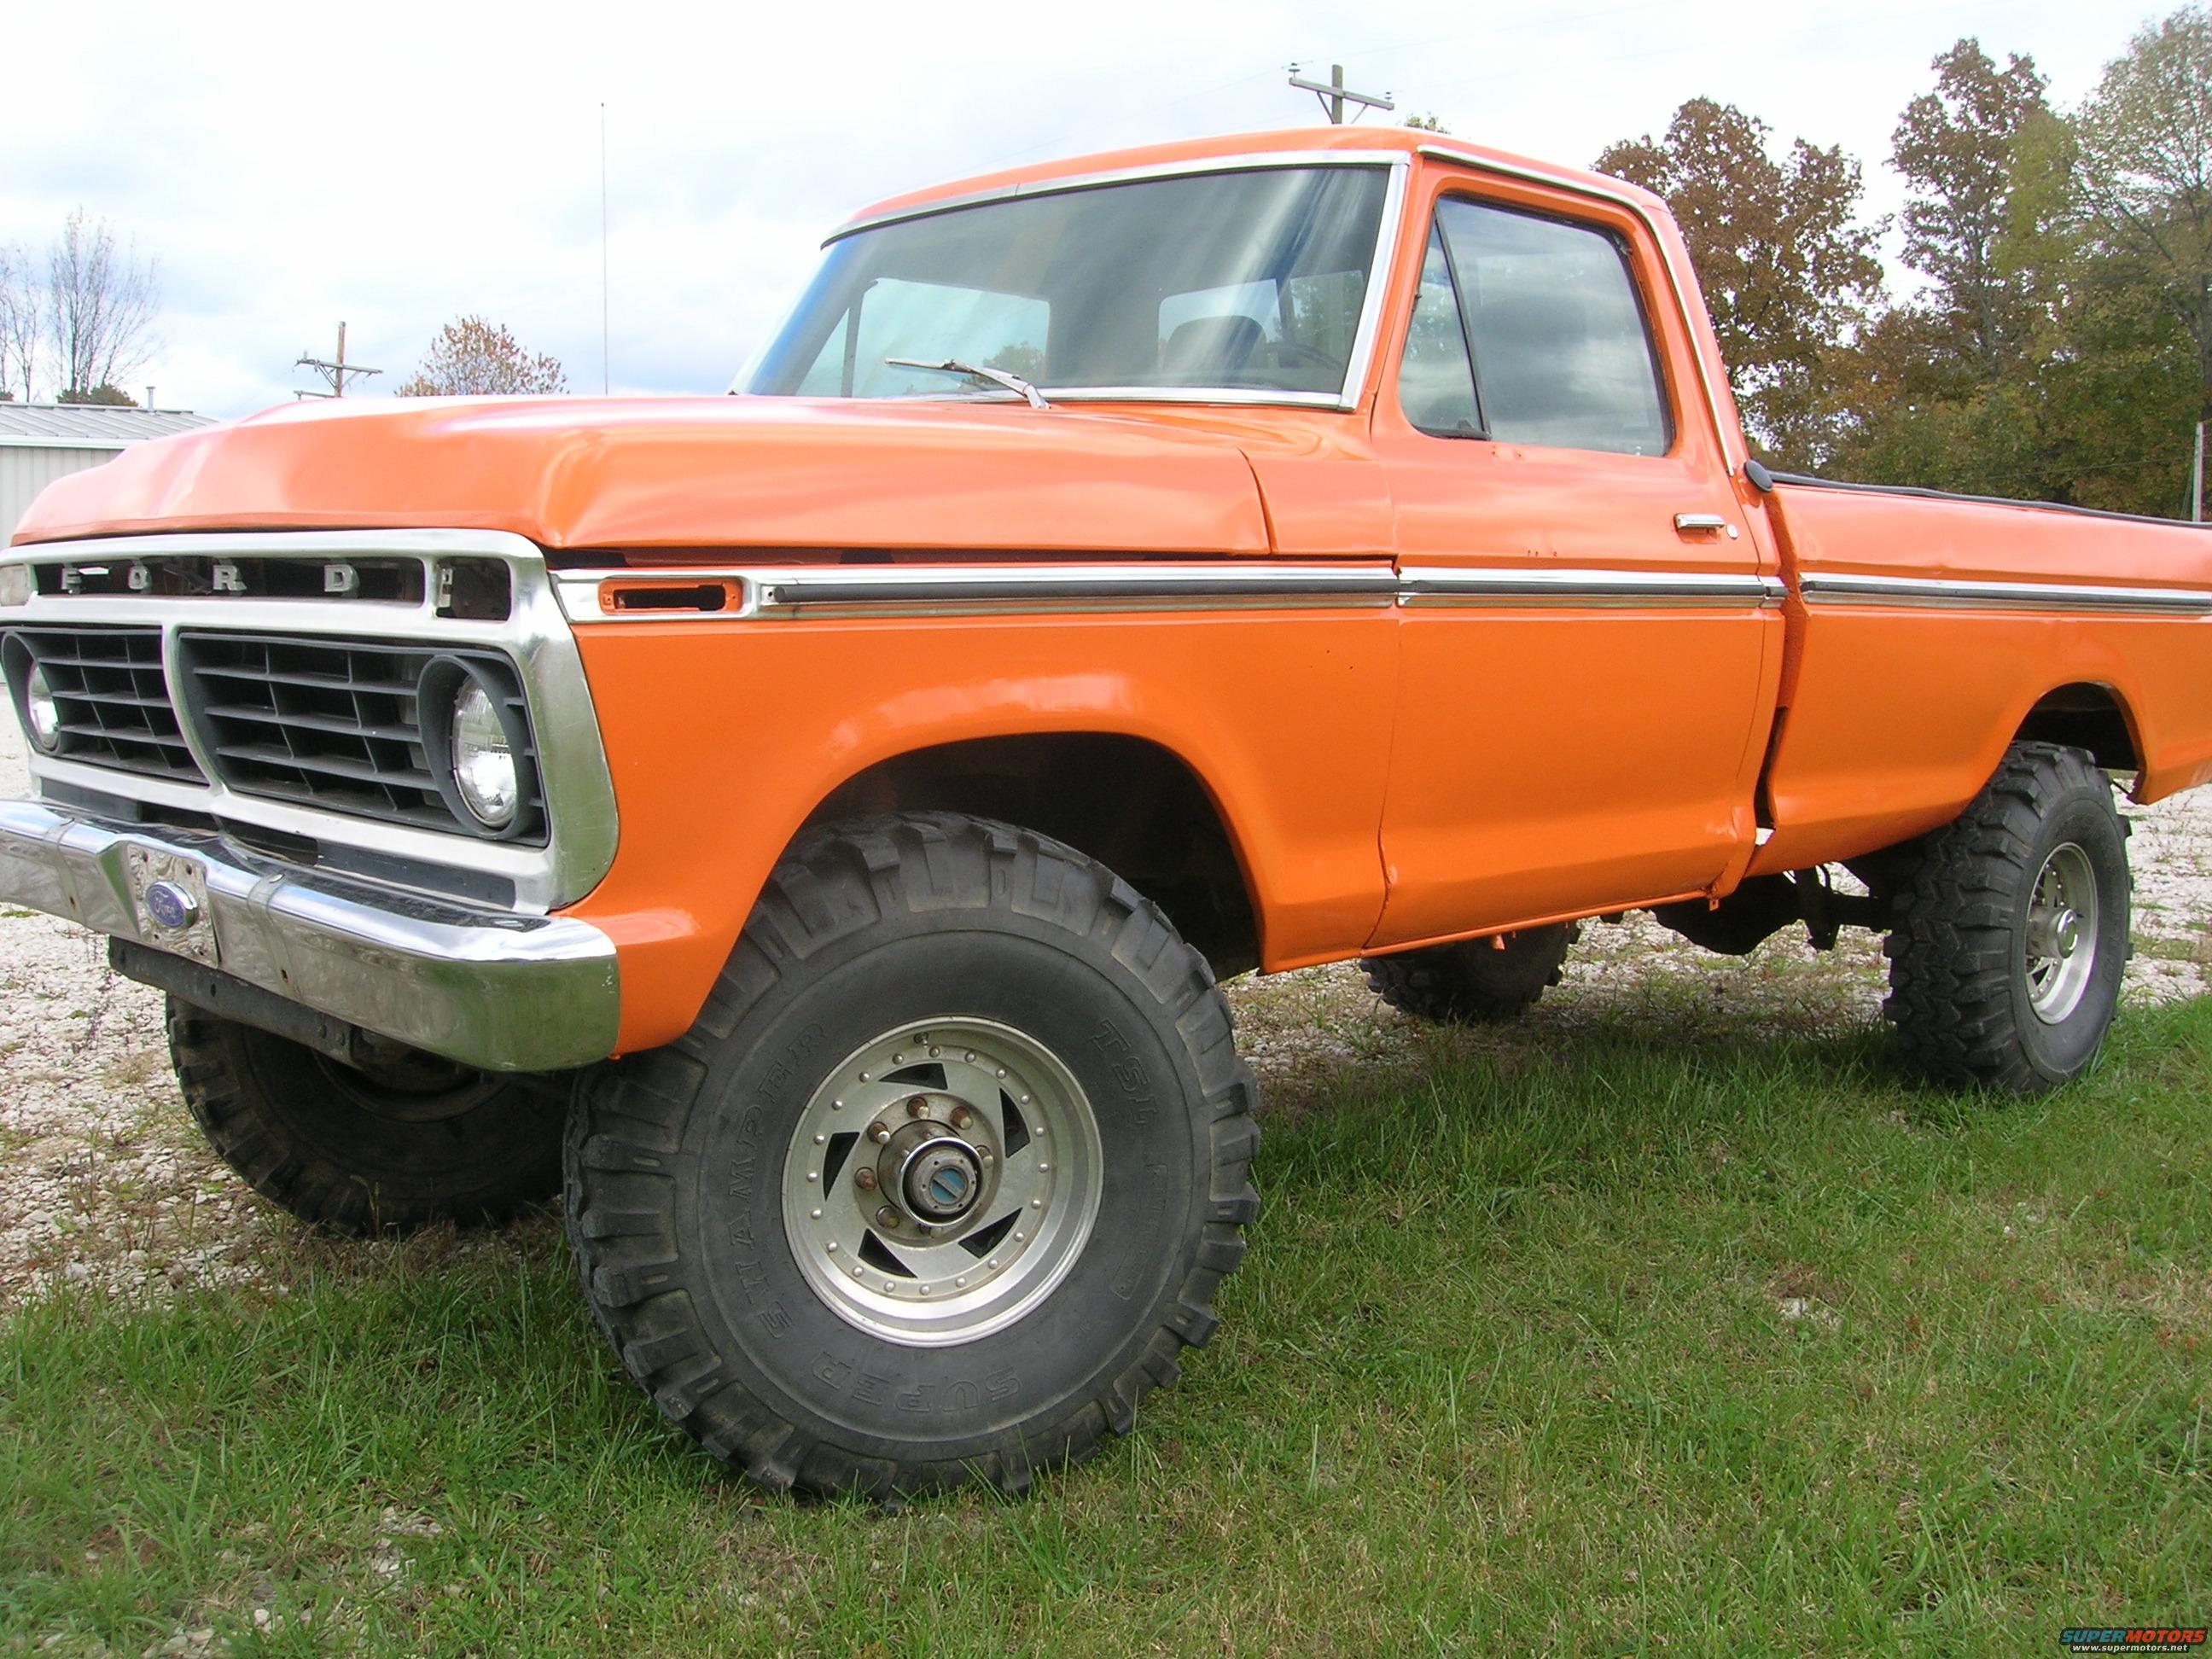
143,879,201,932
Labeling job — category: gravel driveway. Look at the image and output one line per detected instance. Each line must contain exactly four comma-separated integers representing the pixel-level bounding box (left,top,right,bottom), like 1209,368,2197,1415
4,712,2208,1308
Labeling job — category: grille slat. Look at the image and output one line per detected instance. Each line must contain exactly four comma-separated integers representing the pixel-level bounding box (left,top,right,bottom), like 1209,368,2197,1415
57,723,196,749
212,742,441,791
178,632,544,843
200,703,421,743
0,625,203,781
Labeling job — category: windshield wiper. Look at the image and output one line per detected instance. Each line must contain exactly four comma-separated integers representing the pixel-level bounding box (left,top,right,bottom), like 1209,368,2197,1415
883,357,1051,410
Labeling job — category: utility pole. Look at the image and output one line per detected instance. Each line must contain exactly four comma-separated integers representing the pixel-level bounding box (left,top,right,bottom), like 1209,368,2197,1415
2194,419,2205,523
294,322,383,399
1287,63,1394,125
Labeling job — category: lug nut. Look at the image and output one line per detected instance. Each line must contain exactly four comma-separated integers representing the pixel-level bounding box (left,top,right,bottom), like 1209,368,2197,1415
906,1095,929,1118
854,1167,877,1191
869,1124,892,1144
951,1106,975,1130
876,1206,902,1230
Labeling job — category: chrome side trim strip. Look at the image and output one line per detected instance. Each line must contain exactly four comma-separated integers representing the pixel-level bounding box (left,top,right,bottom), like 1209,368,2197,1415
1798,572,2212,614
556,562,1402,622
1399,566,1781,608
556,562,1784,622
0,798,620,1072
1417,143,1745,477
0,530,619,912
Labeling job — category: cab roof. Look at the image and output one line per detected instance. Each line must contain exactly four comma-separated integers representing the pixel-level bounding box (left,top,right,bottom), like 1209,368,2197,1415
836,124,1668,240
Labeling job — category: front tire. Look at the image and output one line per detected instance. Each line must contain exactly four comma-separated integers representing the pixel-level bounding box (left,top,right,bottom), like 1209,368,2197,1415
166,999,563,1233
564,813,1258,1498
1883,742,2131,1091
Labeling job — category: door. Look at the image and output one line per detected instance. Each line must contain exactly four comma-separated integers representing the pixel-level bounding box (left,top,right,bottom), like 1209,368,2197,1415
1367,181,1779,950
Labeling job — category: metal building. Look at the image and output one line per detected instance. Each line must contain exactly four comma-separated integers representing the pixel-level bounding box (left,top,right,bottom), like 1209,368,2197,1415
0,404,219,544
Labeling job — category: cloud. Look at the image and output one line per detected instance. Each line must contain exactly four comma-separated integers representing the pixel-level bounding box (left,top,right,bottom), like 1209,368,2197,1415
3,0,2151,416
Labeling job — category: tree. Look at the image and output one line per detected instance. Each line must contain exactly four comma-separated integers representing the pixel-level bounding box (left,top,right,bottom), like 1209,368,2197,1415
1892,39,2052,375
0,241,38,404
46,209,160,403
58,383,137,405
2074,6,2212,427
1595,99,1886,462
394,316,568,396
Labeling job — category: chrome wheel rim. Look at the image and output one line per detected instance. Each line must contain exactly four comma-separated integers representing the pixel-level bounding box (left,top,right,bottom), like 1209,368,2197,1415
2024,841,2098,1024
781,1016,1103,1347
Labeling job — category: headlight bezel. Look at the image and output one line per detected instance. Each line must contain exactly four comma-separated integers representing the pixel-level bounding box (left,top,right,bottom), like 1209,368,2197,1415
416,655,538,841
2,633,61,754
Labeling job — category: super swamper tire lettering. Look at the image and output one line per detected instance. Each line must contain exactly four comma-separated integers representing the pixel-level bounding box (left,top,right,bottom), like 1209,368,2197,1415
1883,742,2131,1091
564,812,1259,1496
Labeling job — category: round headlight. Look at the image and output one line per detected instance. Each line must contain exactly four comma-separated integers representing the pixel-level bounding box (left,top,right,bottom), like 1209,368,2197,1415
450,679,519,829
23,662,61,751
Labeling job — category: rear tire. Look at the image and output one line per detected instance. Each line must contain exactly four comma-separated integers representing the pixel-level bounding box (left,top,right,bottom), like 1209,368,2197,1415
166,998,563,1234
1883,742,2130,1092
1361,923,1578,1023
563,812,1259,1499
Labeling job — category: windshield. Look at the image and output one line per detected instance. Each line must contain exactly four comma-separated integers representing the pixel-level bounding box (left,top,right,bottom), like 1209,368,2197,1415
742,164,1393,404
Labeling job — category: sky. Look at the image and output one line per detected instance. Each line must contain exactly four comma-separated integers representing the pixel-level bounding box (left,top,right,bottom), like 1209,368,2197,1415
0,0,2163,418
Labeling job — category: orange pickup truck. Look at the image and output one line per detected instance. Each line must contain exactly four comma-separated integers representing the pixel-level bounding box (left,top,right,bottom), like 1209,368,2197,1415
5,125,2211,1496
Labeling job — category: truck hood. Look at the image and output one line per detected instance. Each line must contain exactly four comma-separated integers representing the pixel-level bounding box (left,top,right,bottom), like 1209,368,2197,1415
10,394,1274,556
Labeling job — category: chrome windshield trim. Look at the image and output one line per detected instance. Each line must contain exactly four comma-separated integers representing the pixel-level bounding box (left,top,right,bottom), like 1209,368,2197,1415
1341,157,1409,413
799,152,1409,416
828,149,1404,242
0,530,619,912
1417,143,1745,476
868,386,1353,410
1797,572,2212,614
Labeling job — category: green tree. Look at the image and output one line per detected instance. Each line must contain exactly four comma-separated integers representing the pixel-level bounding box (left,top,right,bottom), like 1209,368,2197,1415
57,382,136,405
1594,99,1885,463
394,316,567,397
1826,44,2080,500
1892,39,2052,375
2075,5,2212,428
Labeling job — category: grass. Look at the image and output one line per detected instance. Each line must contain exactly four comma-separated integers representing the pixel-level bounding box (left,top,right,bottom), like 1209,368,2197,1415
4,989,2209,1656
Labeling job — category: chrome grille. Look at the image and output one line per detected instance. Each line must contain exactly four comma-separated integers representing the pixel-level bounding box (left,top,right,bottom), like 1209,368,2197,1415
0,625,203,780
176,632,545,841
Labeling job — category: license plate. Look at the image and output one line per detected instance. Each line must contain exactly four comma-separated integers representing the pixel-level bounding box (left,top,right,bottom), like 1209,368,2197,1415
123,845,220,968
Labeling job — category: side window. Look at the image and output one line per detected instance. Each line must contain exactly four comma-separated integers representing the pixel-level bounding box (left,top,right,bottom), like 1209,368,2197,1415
1422,197,1672,457
1396,225,1481,435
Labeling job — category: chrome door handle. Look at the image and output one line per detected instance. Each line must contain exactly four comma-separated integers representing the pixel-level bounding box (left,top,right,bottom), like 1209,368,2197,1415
1674,512,1732,534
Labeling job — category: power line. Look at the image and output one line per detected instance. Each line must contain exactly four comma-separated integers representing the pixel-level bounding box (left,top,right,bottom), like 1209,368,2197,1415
1287,63,1394,125
294,321,381,399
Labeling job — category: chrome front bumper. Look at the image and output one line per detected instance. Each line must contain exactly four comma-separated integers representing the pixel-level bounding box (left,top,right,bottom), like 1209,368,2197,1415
0,798,620,1073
